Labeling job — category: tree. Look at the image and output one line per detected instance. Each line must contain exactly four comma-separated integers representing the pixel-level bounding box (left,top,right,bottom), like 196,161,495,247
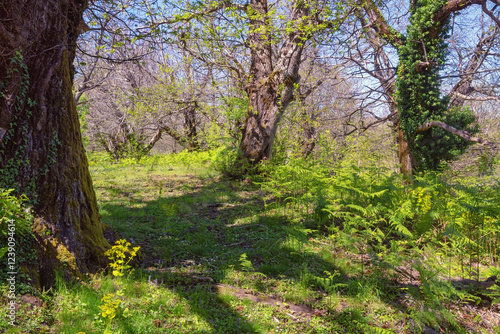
0,0,110,287
146,0,345,170
237,0,313,165
353,0,498,176
273,49,359,160
81,38,213,158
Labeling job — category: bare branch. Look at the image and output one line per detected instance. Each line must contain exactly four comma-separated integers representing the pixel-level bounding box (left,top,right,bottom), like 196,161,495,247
357,0,404,47
434,0,485,27
448,25,499,107
482,1,500,28
416,121,497,147
450,90,500,102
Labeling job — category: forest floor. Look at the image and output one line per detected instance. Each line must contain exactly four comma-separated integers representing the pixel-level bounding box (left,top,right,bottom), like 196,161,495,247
1,153,499,333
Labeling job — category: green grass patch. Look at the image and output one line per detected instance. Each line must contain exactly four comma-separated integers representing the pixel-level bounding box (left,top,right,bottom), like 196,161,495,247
2,151,499,333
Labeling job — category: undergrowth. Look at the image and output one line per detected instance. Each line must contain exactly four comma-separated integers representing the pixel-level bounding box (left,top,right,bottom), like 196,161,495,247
258,157,500,331
1,151,499,333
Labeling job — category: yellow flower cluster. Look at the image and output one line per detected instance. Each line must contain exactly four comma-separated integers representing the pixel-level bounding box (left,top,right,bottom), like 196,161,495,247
412,187,433,214
99,293,121,320
104,239,140,278
98,240,140,332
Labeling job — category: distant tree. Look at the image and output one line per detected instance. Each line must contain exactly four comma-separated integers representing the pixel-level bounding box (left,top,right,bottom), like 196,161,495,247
0,0,110,286
145,0,346,170
74,0,147,105
82,39,212,159
273,49,358,160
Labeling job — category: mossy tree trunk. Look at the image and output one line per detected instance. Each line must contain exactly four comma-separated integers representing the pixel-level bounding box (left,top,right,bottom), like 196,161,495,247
397,122,416,180
0,0,110,287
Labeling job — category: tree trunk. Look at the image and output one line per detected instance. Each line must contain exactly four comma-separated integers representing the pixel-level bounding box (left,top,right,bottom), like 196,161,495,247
0,0,110,287
183,106,199,151
240,86,284,163
239,0,308,166
300,112,317,158
397,121,415,180
355,10,416,178
179,41,200,152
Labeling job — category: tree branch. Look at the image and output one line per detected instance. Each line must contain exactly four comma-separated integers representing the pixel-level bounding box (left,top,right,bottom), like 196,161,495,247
482,1,500,28
136,1,247,30
357,0,404,47
434,0,484,26
450,90,500,102
416,121,496,147
448,25,498,108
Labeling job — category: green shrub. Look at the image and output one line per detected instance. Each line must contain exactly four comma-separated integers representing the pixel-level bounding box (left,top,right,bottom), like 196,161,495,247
0,189,32,259
210,146,246,178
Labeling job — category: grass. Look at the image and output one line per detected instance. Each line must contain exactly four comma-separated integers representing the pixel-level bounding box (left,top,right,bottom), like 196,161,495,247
1,151,499,333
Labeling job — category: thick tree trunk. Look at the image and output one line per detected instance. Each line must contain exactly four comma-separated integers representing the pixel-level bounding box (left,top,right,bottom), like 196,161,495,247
240,86,283,163
0,0,110,287
239,0,308,166
239,0,274,165
239,66,299,164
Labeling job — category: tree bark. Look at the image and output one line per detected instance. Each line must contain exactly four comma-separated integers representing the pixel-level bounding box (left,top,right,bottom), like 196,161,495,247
240,86,283,163
0,0,110,287
239,0,309,165
397,122,415,179
183,106,199,151
415,121,497,147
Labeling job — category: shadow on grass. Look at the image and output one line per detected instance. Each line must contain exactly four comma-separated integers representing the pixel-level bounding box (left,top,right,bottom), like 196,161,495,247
95,177,407,332
123,273,259,333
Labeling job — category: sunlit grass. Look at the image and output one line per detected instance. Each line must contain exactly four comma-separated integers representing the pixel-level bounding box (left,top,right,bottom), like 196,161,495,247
2,150,499,333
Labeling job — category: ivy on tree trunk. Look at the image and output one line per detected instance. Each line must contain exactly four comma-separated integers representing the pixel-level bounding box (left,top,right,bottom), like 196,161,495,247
0,0,110,287
396,0,478,172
